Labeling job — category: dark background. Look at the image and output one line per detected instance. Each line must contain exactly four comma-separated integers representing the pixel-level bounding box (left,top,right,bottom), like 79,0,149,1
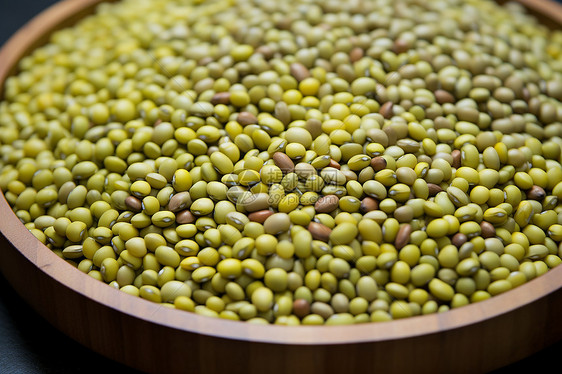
1,1,562,373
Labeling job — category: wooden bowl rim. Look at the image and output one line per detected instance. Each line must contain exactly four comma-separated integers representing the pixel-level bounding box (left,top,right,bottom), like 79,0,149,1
1,0,562,347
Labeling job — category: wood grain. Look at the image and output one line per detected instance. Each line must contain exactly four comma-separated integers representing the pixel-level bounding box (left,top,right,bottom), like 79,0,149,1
1,0,562,373
497,0,562,29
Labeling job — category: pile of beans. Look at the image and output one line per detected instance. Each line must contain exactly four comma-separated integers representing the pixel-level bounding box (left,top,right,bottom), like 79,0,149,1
1,0,562,325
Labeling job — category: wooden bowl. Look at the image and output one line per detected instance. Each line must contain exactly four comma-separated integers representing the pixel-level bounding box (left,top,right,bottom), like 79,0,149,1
2,1,562,373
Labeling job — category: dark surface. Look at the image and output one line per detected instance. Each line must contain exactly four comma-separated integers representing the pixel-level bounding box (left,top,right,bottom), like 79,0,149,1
1,1,562,373
0,272,142,374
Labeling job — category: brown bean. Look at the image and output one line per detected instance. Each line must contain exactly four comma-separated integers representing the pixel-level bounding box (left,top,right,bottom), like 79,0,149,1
273,152,295,173
176,210,195,224
379,102,393,119
349,47,364,62
393,39,409,54
237,112,258,125
452,233,468,248
293,298,311,318
248,209,274,223
451,150,461,169
370,156,387,171
427,183,443,196
255,45,274,59
395,224,412,250
315,195,339,213
210,92,230,105
308,222,332,242
435,89,455,104
329,159,341,169
125,196,142,212
290,62,311,82
527,185,546,201
480,221,496,238
360,197,378,213
168,191,192,212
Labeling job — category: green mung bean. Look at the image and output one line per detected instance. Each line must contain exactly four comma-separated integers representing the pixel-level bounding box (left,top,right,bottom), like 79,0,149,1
2,0,562,326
